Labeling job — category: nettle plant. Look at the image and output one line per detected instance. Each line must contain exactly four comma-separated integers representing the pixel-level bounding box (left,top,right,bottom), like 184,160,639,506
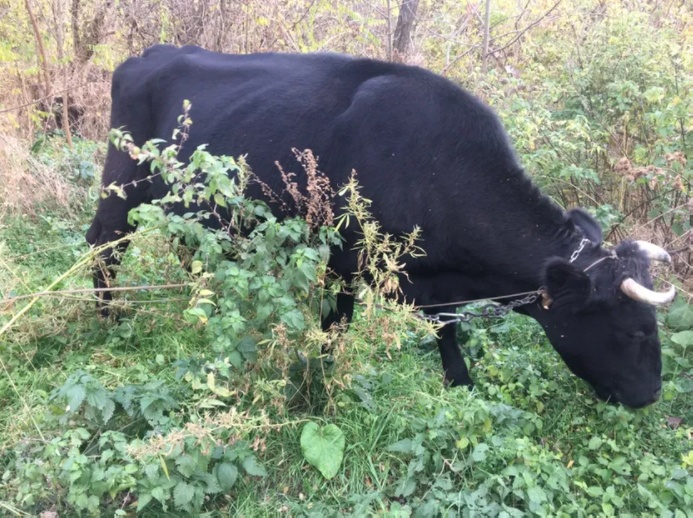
111,106,344,379
11,370,274,515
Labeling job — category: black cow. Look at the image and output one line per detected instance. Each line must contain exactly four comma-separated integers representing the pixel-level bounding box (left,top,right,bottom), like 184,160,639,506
87,45,676,408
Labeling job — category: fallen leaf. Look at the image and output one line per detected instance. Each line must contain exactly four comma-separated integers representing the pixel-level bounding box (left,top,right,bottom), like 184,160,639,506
666,416,683,429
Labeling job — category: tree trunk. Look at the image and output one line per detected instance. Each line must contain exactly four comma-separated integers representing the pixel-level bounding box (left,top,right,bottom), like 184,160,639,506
393,0,420,61
71,0,82,61
61,71,73,147
71,0,112,65
482,0,491,74
54,0,73,147
386,0,392,61
25,0,51,96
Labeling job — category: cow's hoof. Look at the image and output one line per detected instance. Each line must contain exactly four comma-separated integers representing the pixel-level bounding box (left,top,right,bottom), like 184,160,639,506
445,373,474,388
97,303,126,322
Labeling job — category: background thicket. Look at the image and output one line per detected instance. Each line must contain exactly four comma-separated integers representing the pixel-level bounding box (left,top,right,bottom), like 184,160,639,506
0,0,691,516
2,0,691,266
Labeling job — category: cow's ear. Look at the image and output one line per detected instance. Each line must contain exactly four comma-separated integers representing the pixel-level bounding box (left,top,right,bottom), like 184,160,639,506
543,258,591,309
568,208,602,245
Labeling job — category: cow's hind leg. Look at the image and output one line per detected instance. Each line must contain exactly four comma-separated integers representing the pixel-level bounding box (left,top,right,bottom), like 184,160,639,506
86,218,133,315
86,146,150,315
321,292,355,330
320,292,355,353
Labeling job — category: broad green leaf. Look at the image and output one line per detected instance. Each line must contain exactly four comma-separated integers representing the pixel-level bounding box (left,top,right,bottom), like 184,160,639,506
238,336,258,362
400,478,419,498
99,398,116,424
456,437,469,450
527,486,547,503
175,454,198,478
588,436,603,450
414,499,438,518
216,462,238,490
173,481,194,509
228,351,243,369
671,331,693,348
213,192,227,207
184,307,208,324
300,422,346,480
198,398,227,409
586,486,604,497
191,260,204,274
200,472,222,494
671,468,688,480
667,300,693,331
281,309,305,331
66,385,86,413
151,486,168,504
144,463,159,482
394,477,417,498
237,337,256,353
137,492,153,511
387,438,415,454
242,455,268,477
472,443,489,462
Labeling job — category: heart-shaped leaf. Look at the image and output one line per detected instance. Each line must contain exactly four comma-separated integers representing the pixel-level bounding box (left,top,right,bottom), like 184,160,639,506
671,330,693,348
300,422,345,480
667,299,693,331
216,462,238,490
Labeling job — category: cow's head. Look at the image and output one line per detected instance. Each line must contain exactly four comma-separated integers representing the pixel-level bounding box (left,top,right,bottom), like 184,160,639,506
528,211,675,408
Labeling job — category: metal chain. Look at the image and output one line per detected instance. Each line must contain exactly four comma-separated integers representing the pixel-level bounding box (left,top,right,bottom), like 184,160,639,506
570,238,591,263
421,291,541,325
422,236,593,325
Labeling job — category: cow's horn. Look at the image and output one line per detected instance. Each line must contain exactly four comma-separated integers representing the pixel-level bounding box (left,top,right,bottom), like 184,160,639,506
620,278,676,305
635,241,671,263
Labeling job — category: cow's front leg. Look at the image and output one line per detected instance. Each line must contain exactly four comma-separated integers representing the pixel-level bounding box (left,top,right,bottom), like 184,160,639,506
435,321,473,387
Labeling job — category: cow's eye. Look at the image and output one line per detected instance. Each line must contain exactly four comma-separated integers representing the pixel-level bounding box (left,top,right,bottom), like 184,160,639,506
628,330,646,341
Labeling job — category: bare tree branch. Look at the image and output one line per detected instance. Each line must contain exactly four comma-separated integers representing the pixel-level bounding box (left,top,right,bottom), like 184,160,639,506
489,0,563,57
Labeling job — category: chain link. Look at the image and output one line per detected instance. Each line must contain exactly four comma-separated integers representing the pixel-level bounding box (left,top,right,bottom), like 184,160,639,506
570,238,591,263
422,236,593,325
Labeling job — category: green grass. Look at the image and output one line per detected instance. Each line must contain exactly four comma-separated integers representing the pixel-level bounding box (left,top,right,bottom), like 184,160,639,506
0,142,691,517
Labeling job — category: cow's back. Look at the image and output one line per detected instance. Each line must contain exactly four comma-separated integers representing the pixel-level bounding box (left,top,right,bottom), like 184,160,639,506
110,46,539,271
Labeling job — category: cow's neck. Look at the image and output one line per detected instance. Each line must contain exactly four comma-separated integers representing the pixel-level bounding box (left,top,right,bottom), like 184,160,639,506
420,211,596,307
404,172,605,307
480,226,589,295
459,179,589,298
